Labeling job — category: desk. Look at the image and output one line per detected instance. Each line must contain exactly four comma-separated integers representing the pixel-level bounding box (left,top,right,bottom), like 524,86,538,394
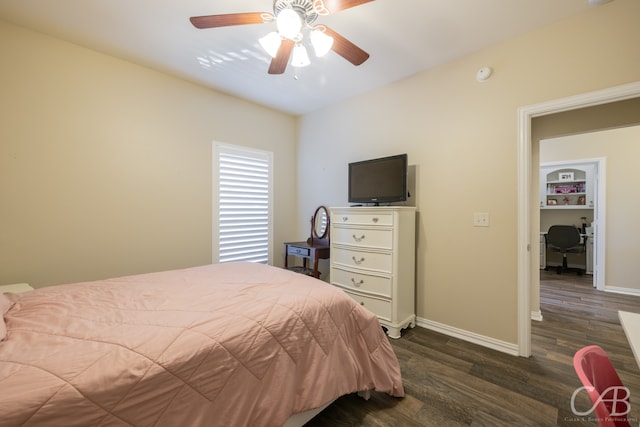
619,311,640,367
284,241,330,279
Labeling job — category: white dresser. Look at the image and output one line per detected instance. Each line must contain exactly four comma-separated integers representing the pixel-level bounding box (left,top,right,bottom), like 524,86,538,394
330,206,416,338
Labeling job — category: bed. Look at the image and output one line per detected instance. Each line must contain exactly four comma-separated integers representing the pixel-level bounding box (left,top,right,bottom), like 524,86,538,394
0,262,404,426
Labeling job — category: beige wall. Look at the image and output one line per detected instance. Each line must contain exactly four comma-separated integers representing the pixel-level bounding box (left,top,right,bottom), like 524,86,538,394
540,126,640,291
298,0,640,345
0,20,298,288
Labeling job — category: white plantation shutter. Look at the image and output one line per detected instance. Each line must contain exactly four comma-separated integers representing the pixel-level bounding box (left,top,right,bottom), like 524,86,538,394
213,143,273,264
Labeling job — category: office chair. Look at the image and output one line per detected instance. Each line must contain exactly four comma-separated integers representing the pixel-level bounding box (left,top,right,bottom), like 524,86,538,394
573,345,631,427
545,225,585,275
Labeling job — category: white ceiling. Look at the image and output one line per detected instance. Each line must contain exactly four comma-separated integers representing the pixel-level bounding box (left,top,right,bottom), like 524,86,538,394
0,0,597,115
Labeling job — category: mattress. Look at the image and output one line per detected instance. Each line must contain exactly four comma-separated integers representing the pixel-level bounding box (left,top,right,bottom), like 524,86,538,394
0,262,404,426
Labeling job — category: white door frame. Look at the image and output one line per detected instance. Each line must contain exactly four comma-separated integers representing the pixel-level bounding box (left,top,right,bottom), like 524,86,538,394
517,81,640,357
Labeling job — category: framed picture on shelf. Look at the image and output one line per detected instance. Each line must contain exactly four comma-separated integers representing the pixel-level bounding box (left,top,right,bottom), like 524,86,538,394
578,195,586,205
547,198,558,205
559,172,574,181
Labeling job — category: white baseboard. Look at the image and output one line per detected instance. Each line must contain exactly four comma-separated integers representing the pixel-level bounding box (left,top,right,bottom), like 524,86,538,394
415,317,519,356
531,310,543,322
603,286,640,297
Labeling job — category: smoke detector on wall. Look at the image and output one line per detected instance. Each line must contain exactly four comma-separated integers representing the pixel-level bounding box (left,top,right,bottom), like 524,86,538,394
476,66,493,82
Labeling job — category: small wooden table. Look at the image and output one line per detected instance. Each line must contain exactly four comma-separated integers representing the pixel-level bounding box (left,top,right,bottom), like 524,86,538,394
284,241,330,279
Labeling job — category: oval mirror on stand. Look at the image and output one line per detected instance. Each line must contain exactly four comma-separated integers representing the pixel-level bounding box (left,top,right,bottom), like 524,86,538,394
309,206,330,246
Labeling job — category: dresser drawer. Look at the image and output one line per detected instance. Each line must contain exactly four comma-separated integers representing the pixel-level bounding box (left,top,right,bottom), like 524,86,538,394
331,226,393,250
332,247,392,273
334,213,393,227
331,267,391,298
287,245,310,257
343,290,392,321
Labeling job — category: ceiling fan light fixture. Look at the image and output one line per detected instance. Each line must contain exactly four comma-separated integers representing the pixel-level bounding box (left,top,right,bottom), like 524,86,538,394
310,29,333,57
190,0,371,75
276,8,302,39
291,44,311,67
259,31,282,58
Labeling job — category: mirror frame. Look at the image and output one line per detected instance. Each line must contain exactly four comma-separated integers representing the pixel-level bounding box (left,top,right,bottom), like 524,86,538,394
311,205,330,243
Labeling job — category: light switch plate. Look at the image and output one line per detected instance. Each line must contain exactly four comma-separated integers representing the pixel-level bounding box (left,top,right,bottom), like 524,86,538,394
473,212,490,227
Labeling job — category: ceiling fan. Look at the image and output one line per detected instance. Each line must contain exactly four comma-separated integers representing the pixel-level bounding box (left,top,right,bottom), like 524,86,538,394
190,0,373,74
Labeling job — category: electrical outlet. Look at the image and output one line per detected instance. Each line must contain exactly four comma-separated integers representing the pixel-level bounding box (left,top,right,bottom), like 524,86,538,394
473,212,490,227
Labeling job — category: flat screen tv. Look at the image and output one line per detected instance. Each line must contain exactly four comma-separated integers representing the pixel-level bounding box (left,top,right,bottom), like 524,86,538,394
348,154,408,205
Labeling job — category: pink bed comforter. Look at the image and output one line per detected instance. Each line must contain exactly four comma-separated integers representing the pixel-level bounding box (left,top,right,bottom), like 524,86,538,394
0,263,404,427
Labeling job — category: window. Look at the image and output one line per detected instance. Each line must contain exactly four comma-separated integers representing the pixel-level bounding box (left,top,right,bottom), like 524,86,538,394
213,143,273,264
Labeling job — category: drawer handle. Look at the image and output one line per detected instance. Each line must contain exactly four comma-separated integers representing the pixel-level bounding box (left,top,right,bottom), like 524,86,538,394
372,217,379,223
342,216,349,222
351,278,364,287
352,234,366,242
360,301,365,306
352,256,365,265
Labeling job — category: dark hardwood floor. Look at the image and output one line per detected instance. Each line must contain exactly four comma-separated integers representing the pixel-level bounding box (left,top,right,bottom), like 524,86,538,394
306,271,640,426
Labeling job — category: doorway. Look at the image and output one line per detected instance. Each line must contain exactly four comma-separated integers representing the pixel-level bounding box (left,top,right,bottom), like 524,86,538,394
538,157,604,290
516,82,640,357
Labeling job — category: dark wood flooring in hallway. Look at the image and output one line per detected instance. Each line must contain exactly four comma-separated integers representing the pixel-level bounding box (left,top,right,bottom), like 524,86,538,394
305,271,640,426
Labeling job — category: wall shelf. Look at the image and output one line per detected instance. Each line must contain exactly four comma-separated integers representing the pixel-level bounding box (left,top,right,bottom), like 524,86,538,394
540,165,594,210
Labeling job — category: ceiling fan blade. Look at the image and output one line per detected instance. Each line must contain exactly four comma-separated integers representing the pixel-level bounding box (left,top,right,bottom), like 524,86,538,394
315,0,375,14
268,40,295,74
190,12,269,29
323,27,370,66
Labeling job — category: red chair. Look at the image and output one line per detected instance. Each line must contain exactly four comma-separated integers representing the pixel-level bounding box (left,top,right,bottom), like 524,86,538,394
573,345,631,427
